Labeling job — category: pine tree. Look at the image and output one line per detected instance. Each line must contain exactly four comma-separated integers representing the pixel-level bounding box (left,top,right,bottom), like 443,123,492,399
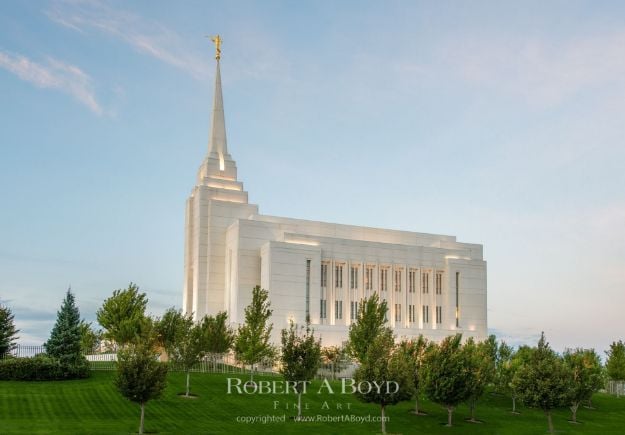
234,286,275,382
0,301,19,357
44,289,89,378
280,321,321,420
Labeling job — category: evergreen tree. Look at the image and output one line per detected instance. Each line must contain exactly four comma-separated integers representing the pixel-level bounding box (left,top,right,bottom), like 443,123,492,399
44,289,89,378
115,338,168,434
512,332,571,434
422,334,471,427
97,283,148,348
347,293,390,363
0,301,19,357
234,286,275,382
397,335,429,415
353,332,414,435
563,348,604,423
280,321,321,420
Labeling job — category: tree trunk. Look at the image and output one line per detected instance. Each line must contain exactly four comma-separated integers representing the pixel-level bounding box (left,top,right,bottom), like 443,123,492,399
250,364,254,383
446,406,453,427
470,399,476,422
512,396,517,413
571,402,579,423
185,370,190,397
139,402,145,435
546,410,554,434
415,396,419,414
380,404,386,434
297,391,302,420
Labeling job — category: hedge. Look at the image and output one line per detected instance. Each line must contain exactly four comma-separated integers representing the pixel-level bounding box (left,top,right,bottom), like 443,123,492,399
0,355,90,381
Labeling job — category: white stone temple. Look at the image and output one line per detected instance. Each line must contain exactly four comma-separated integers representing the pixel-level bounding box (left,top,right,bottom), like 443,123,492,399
183,50,488,346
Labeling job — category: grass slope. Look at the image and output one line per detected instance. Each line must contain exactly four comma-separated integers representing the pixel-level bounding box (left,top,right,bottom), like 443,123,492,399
1,371,624,434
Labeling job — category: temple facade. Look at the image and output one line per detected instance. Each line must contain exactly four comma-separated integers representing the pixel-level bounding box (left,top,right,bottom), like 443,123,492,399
183,52,488,346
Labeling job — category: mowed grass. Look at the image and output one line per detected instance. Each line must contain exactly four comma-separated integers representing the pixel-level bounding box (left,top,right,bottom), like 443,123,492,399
1,371,624,434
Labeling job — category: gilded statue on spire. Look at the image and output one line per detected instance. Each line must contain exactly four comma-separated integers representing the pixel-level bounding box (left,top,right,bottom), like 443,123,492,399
210,35,222,60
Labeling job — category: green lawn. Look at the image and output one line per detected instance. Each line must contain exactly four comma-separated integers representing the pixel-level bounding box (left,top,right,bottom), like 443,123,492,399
1,371,624,434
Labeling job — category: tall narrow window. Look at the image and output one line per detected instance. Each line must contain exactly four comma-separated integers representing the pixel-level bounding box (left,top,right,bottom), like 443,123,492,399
350,266,358,289
394,269,402,292
422,272,429,294
422,305,429,323
350,301,359,320
436,305,442,324
321,264,328,288
436,272,443,295
455,271,460,327
335,265,343,288
380,268,388,292
408,304,415,322
320,299,327,319
409,270,416,293
305,260,311,321
365,267,374,291
395,304,402,322
335,300,343,320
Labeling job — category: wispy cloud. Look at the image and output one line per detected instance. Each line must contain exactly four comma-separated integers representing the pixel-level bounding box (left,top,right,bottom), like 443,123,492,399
46,0,211,80
0,50,103,114
440,32,625,107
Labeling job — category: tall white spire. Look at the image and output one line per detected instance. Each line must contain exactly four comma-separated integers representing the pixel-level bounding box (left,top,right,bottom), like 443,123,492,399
207,35,229,166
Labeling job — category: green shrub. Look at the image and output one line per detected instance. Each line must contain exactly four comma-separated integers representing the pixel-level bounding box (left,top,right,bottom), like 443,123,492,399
0,355,90,381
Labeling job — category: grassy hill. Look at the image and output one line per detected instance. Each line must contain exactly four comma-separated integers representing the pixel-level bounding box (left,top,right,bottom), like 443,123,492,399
0,371,623,434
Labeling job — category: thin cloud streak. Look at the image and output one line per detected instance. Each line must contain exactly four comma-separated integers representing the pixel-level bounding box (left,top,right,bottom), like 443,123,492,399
46,0,211,80
0,50,103,114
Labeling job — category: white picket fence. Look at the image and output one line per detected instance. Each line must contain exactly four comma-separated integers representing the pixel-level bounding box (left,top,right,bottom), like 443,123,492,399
607,380,625,397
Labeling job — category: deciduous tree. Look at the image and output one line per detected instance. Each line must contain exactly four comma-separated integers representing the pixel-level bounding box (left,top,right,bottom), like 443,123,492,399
96,283,148,348
353,333,414,434
398,335,429,415
280,321,321,420
202,311,235,363
321,345,349,380
606,340,625,382
464,336,497,422
234,286,275,382
422,334,471,427
564,348,604,423
115,336,168,435
347,293,390,363
156,308,205,397
512,332,570,434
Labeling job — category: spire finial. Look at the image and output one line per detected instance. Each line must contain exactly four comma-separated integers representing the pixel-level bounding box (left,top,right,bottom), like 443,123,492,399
210,35,222,60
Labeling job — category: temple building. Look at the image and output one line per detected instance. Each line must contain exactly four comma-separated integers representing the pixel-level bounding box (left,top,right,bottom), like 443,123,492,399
182,43,487,346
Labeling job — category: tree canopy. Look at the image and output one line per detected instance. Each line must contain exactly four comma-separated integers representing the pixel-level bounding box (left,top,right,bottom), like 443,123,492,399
96,283,149,347
512,332,570,434
234,286,275,381
606,340,625,381
347,293,390,364
0,301,19,357
280,321,321,420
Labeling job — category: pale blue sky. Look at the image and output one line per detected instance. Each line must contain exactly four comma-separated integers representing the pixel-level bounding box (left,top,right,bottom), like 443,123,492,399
1,0,624,353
